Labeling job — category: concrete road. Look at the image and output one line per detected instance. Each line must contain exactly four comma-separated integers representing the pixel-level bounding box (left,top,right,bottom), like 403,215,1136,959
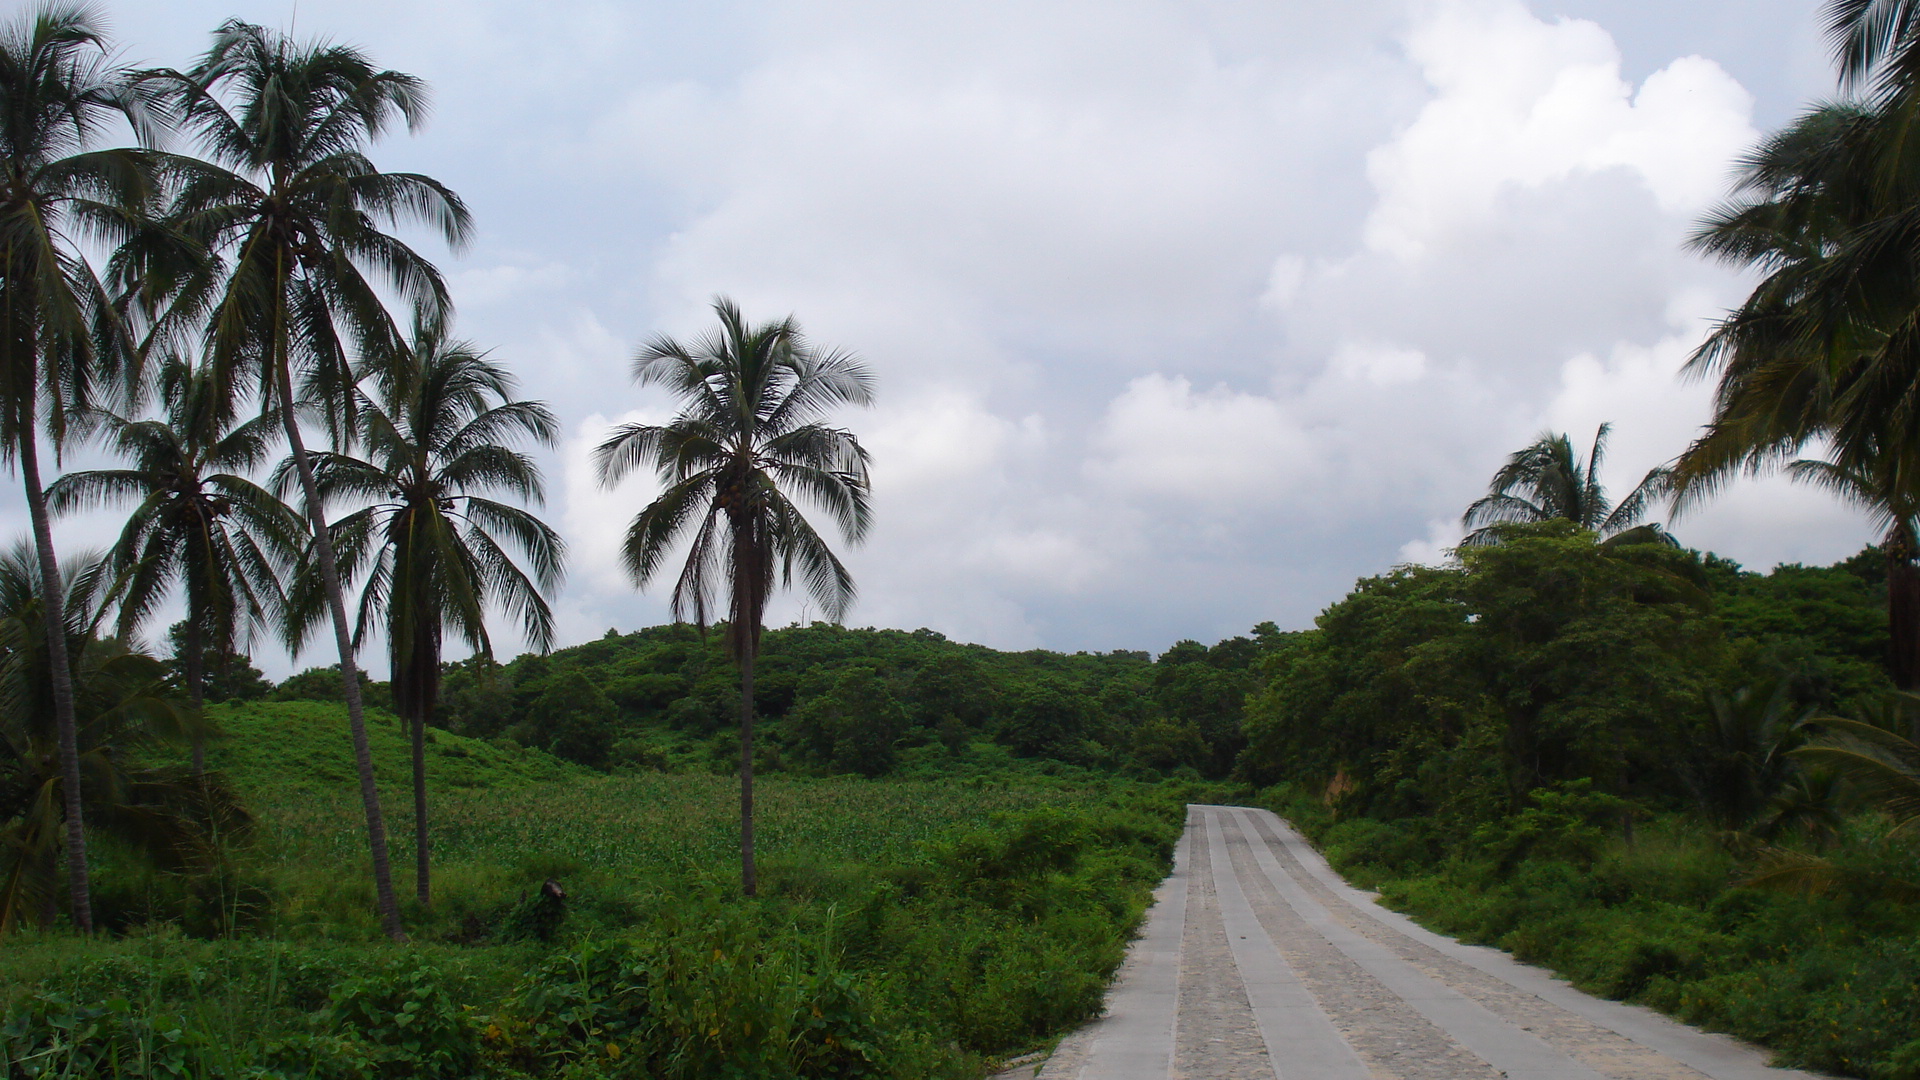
1014,805,1830,1080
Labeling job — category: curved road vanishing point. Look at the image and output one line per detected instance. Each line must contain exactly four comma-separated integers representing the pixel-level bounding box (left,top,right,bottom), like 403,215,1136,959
1015,805,1831,1080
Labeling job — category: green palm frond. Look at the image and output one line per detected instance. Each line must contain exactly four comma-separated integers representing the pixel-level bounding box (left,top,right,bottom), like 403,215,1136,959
1793,715,1920,832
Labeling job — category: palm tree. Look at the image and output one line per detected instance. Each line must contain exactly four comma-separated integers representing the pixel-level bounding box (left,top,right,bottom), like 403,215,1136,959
138,20,471,941
291,320,561,906
1673,98,1899,497
0,540,246,933
0,1,160,934
1461,424,1674,547
47,355,303,771
1673,0,1920,544
595,298,873,896
1675,12,1920,693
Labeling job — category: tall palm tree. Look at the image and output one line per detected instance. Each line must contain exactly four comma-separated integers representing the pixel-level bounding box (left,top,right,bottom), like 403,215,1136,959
1676,5,1920,693
291,320,561,906
138,20,471,941
595,298,872,896
0,1,159,934
1461,424,1673,547
47,355,303,769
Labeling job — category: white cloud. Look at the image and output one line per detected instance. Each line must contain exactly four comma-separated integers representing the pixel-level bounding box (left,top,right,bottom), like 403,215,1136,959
1364,0,1756,260
1088,375,1316,502
1400,519,1465,566
1330,342,1428,386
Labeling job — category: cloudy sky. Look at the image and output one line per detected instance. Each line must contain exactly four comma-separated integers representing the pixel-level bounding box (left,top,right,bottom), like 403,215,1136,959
9,0,1877,673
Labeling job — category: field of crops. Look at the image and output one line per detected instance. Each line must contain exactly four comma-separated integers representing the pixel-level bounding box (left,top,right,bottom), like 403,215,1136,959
3,700,1191,1077
194,704,1122,922
264,773,1100,876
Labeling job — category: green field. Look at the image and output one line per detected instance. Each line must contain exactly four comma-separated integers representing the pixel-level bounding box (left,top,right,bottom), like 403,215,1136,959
4,701,1192,1079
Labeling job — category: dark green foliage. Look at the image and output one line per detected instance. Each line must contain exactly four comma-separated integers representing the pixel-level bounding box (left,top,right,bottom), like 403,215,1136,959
322,958,478,1079
1000,681,1091,760
1246,529,1920,1078
422,620,1272,780
789,666,907,776
271,665,392,712
1240,523,1724,825
164,624,272,704
497,880,567,943
522,671,617,768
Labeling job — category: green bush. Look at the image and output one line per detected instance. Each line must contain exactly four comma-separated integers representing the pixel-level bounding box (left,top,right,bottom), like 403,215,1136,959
323,958,478,1079
492,910,895,1079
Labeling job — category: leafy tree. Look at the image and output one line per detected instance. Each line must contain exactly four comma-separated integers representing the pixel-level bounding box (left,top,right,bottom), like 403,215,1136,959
594,298,873,897
1240,523,1724,824
163,621,271,703
1129,716,1207,772
48,355,301,773
0,0,160,935
295,319,561,905
789,666,905,777
141,19,472,941
999,681,1090,761
522,670,615,769
271,663,384,709
1462,424,1673,547
1153,643,1254,777
905,652,993,730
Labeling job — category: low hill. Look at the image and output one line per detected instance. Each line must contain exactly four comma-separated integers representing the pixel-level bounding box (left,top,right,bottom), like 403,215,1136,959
190,699,585,794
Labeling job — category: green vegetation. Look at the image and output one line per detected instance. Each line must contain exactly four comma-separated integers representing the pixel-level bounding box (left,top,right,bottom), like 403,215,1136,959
1242,524,1920,1079
4,695,1192,1077
425,620,1272,782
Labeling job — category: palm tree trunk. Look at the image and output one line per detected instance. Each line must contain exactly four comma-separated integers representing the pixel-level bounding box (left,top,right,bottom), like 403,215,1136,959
184,615,205,775
275,362,406,942
410,707,428,906
1887,527,1920,692
19,424,92,934
739,643,756,898
405,624,439,908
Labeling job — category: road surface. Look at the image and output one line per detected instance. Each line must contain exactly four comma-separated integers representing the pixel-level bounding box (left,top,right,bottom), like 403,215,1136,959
1015,805,1828,1080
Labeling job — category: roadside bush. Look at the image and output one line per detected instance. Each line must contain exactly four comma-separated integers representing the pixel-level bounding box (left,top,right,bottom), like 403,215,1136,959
491,910,895,1080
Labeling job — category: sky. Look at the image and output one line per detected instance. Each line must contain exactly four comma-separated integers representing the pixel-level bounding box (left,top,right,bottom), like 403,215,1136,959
1,0,1879,675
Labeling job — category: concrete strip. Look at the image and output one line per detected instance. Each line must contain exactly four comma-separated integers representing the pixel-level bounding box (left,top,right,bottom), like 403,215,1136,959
1202,807,1369,1080
1245,810,1833,1080
1223,807,1611,1080
1069,808,1194,1080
